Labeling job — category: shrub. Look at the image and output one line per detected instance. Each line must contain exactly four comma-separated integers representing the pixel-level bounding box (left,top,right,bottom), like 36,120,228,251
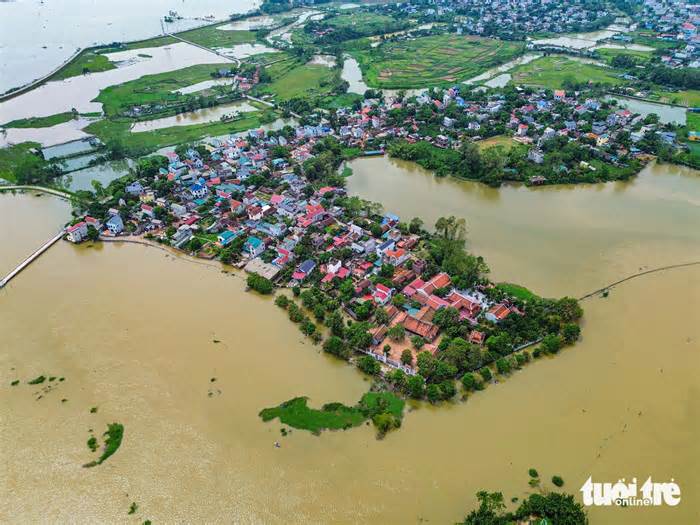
552,475,564,487
274,295,290,309
357,355,380,376
461,372,477,391
478,367,492,382
247,273,274,294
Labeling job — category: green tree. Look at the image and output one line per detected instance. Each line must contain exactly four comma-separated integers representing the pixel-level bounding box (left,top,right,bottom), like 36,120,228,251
247,273,274,295
462,491,506,525
461,372,477,391
561,323,581,344
357,355,380,376
323,336,349,359
496,358,511,375
400,348,413,367
387,324,406,342
274,295,289,309
541,334,563,354
406,374,425,399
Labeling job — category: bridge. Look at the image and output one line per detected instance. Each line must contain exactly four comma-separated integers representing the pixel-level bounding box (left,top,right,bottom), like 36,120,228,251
0,229,66,289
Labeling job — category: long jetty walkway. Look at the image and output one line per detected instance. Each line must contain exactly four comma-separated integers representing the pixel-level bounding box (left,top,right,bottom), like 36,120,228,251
0,185,75,201
578,260,700,301
0,229,66,289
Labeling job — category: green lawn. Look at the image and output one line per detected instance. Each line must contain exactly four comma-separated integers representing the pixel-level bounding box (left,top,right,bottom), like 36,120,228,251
93,64,230,117
255,64,337,101
259,392,404,434
650,89,700,108
352,34,525,89
511,56,624,89
51,51,116,80
595,47,653,64
176,26,256,49
1,112,75,129
496,282,540,302
0,142,42,183
626,31,682,52
476,135,520,152
259,397,367,432
85,112,268,157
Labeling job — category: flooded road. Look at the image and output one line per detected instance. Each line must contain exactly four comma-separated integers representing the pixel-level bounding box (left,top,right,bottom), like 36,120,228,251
1,156,700,524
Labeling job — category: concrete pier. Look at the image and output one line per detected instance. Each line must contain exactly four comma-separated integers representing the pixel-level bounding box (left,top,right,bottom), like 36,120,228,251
0,229,65,289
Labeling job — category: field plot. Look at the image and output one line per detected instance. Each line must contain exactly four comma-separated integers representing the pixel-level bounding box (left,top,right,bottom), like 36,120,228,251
353,34,525,89
511,56,623,89
254,63,337,101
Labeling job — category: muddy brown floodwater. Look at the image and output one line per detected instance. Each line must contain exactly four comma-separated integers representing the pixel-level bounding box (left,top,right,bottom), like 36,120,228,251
1,156,699,524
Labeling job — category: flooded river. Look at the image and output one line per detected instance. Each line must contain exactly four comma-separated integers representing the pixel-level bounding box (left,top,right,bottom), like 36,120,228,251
1,156,699,524
0,43,229,123
0,0,259,94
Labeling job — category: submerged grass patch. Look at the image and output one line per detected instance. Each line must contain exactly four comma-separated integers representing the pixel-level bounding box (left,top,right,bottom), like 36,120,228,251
83,422,124,467
2,112,76,129
85,112,266,157
52,51,116,81
259,391,404,437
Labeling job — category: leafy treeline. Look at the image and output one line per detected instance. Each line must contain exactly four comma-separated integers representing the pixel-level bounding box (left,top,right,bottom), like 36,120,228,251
388,138,640,186
462,490,587,524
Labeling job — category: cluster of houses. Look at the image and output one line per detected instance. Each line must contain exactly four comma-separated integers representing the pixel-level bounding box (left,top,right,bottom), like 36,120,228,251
74,117,533,374
375,0,613,40
620,0,700,68
339,84,669,183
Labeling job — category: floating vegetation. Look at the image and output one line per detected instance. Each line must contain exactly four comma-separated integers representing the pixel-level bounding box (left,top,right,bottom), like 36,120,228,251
83,423,124,468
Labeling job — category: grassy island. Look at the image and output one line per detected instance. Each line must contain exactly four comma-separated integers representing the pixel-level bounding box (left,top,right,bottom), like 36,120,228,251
260,392,404,437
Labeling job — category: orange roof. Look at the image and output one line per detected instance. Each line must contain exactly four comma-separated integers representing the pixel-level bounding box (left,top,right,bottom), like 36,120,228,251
403,315,439,342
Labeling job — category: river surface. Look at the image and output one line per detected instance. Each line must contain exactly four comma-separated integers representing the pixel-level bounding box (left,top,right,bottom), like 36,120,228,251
1,157,699,523
0,117,95,148
532,25,628,50
0,0,260,94
607,95,687,125
58,159,134,191
0,43,229,123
